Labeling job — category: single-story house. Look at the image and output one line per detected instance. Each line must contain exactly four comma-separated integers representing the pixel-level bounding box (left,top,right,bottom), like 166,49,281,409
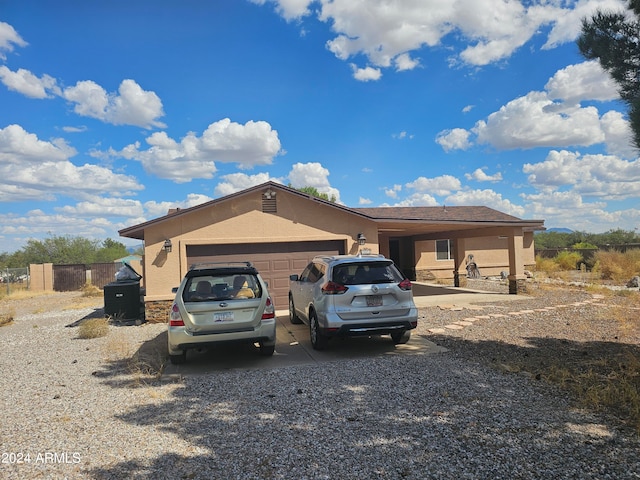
119,181,544,322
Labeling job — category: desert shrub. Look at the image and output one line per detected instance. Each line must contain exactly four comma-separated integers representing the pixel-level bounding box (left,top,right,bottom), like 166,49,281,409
80,282,102,297
593,249,640,282
535,255,560,274
555,250,583,270
0,310,14,327
77,318,109,339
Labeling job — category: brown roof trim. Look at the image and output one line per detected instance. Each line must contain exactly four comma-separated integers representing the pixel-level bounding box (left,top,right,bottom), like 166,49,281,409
119,182,544,240
118,181,370,240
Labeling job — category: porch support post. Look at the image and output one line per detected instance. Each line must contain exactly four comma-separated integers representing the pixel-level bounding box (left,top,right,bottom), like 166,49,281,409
452,237,466,287
507,228,526,294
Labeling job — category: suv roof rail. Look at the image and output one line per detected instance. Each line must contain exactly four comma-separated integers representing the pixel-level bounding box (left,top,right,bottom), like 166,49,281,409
311,254,386,262
189,261,254,270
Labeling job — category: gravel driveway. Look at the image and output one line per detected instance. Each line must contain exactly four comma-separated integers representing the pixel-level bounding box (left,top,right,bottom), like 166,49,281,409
1,286,639,479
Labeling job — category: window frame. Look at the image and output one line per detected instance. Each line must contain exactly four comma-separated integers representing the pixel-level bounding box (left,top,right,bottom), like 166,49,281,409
435,239,452,261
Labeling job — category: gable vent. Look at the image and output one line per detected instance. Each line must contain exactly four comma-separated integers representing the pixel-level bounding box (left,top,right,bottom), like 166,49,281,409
262,188,277,213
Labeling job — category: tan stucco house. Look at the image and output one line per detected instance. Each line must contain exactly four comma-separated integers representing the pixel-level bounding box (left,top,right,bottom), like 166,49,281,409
119,181,544,322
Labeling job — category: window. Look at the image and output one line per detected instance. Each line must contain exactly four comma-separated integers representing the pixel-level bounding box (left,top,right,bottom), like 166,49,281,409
436,239,451,260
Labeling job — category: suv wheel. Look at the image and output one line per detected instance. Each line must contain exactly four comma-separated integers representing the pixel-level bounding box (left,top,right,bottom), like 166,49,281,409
259,341,275,356
289,295,302,324
169,350,187,365
391,330,411,345
309,311,328,350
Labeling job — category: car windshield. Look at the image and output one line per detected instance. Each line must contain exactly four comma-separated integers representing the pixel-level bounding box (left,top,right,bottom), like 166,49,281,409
183,273,261,301
332,261,403,285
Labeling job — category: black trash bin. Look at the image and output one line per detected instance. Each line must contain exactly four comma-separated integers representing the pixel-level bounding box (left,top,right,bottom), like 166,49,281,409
104,263,143,321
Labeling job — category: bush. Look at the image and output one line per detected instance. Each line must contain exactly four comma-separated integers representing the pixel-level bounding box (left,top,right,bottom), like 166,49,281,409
593,249,640,282
77,318,109,339
555,251,584,270
535,255,560,274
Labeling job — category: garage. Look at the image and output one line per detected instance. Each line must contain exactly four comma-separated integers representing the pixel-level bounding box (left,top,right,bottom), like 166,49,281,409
186,240,345,308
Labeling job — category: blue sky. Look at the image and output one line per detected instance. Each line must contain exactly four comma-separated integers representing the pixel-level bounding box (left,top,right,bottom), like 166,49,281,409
1,0,638,253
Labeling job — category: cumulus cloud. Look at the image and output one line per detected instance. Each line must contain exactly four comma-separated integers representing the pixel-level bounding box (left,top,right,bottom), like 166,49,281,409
406,175,462,196
445,189,525,217
0,66,60,99
387,193,439,207
114,119,283,183
143,193,214,218
384,184,402,198
436,128,472,151
287,162,341,202
0,124,143,202
0,21,27,60
253,0,625,79
474,91,607,149
465,168,503,183
545,60,619,104
350,64,382,82
214,172,279,197
62,79,166,129
523,149,640,200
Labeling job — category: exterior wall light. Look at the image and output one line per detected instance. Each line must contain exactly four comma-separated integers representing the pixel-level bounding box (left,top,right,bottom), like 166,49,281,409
163,239,172,253
357,233,367,246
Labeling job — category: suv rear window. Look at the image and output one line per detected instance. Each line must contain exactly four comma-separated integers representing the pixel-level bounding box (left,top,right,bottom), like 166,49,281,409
332,261,403,285
183,273,262,301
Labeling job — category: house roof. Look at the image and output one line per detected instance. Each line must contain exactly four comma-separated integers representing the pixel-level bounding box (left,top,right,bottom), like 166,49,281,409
119,181,544,240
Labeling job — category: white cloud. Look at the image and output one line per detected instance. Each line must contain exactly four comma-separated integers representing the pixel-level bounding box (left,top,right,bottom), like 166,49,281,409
0,21,27,60
384,184,402,198
287,162,341,202
63,79,166,129
436,128,472,151
55,196,145,218
445,189,525,217
0,66,60,99
143,193,214,218
406,175,462,196
394,53,420,71
523,149,640,200
350,64,382,82
465,168,503,183
545,60,619,104
114,119,282,183
0,124,143,202
387,193,439,207
358,197,372,205
214,172,279,197
249,0,313,21
392,131,413,140
600,110,637,159
474,91,605,149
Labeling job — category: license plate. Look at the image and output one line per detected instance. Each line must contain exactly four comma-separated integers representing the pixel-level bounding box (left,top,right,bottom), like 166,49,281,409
366,295,383,307
213,311,234,322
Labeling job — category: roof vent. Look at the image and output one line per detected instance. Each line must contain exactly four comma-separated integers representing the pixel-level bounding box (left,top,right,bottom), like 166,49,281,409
262,189,277,213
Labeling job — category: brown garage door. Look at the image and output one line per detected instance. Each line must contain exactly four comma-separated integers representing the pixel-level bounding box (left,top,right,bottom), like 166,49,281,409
186,241,345,310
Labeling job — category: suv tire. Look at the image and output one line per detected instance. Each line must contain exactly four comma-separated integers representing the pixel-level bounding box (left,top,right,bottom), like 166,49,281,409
169,350,187,365
309,311,328,350
259,342,275,356
289,295,302,324
391,330,411,345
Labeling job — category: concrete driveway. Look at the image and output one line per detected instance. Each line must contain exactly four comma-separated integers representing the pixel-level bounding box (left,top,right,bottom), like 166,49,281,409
162,282,519,377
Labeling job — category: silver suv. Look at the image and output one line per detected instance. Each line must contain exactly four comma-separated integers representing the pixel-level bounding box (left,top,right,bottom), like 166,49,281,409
168,262,276,364
289,255,418,350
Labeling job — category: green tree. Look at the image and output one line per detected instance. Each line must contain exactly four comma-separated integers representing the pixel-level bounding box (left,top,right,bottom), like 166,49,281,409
577,0,640,148
95,238,129,262
289,184,337,202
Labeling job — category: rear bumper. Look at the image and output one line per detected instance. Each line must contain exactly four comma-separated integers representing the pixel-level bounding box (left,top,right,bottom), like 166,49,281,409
319,308,418,337
168,319,276,354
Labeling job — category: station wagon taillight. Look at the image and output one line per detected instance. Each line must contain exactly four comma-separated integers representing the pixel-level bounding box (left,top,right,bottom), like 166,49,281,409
398,279,412,291
322,281,348,295
169,303,185,326
262,297,275,320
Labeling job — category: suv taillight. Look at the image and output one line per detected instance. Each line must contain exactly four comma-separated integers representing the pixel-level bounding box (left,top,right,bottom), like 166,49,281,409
169,303,184,326
398,279,412,291
322,281,348,295
262,297,275,319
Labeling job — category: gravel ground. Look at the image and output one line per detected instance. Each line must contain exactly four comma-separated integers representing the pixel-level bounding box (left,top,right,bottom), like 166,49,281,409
1,283,639,480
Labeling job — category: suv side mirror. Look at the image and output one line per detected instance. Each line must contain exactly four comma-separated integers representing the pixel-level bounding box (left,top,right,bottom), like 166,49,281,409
289,274,299,281
172,287,179,293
